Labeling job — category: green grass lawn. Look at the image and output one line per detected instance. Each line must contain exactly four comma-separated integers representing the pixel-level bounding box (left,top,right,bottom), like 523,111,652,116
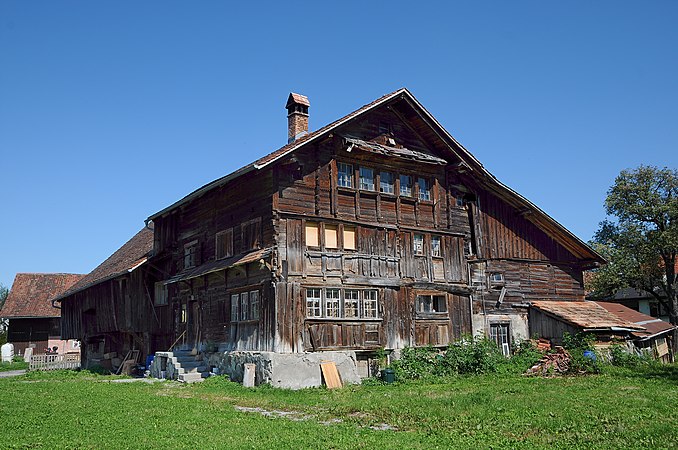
0,366,676,449
0,357,28,372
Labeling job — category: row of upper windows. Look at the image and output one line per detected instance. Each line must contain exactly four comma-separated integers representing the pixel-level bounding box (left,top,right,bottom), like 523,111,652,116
337,162,432,201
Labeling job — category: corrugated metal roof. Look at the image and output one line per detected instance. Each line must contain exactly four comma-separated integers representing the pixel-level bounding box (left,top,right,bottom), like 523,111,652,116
530,301,644,331
1,273,85,318
596,301,676,340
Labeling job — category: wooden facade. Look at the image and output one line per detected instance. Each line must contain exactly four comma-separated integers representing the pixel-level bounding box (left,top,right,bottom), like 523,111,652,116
145,89,603,357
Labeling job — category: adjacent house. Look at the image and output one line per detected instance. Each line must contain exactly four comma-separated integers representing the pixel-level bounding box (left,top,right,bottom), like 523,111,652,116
1,273,84,356
132,88,604,385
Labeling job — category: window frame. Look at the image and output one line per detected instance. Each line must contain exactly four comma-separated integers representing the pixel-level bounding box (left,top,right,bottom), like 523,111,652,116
489,323,511,356
399,174,413,197
379,171,394,194
413,234,424,256
304,288,380,320
418,177,431,201
359,167,375,191
337,162,354,188
154,282,168,306
416,294,448,316
215,228,234,260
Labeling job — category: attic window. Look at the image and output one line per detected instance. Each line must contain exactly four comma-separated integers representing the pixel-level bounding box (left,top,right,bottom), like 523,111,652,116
490,273,505,284
184,240,199,269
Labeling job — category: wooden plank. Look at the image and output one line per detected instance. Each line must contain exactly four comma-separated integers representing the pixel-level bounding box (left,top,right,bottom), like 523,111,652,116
320,361,343,389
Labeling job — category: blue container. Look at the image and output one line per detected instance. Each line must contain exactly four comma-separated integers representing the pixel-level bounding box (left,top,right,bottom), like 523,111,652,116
583,350,596,361
146,355,155,369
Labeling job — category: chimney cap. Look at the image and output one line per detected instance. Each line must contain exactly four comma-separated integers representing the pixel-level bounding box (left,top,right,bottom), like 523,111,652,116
286,92,310,109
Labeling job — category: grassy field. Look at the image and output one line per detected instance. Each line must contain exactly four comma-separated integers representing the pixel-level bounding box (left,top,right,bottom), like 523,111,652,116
0,366,676,449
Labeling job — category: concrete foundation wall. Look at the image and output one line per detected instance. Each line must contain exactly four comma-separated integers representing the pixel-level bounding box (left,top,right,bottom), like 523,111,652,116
472,311,529,344
207,350,361,390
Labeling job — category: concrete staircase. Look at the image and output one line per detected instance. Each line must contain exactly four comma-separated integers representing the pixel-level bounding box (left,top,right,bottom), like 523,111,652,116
154,349,210,383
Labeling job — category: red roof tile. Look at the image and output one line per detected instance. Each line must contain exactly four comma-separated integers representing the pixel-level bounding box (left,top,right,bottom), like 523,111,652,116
596,301,676,339
530,301,643,330
54,227,154,302
1,273,85,318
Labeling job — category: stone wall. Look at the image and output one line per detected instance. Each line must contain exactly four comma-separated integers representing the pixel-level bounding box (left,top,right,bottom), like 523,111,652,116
207,350,361,389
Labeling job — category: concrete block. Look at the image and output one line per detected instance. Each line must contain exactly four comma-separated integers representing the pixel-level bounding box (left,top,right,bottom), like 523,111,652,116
243,363,256,387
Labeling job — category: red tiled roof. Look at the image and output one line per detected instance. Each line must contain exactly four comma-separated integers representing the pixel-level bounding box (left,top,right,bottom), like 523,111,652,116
530,301,644,331
596,301,676,340
286,93,310,108
1,273,85,318
54,227,154,302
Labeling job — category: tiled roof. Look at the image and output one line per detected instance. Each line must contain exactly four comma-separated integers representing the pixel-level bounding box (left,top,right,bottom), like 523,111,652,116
286,93,310,108
596,301,676,340
54,227,154,302
530,301,644,331
164,247,272,284
1,273,85,318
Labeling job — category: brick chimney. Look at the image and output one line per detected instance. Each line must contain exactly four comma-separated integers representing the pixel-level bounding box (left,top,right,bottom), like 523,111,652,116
286,93,310,143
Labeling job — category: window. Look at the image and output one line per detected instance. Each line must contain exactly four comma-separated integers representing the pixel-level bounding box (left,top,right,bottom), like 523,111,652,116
344,289,359,318
431,236,441,257
399,175,412,197
154,282,168,306
215,229,233,259
325,224,338,249
240,292,249,321
184,240,199,269
416,295,447,314
231,294,239,322
413,234,424,255
230,291,260,322
241,218,261,251
180,304,187,323
305,288,379,319
359,167,375,191
306,288,322,318
490,273,505,284
325,288,340,318
337,162,353,188
343,226,356,250
380,172,394,194
418,177,430,201
363,290,378,318
490,323,511,356
455,194,465,207
305,222,319,247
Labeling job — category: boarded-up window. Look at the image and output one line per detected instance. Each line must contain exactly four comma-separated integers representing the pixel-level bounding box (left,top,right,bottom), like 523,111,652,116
241,218,261,251
343,227,356,250
325,225,338,249
154,282,168,306
305,222,319,247
216,229,233,259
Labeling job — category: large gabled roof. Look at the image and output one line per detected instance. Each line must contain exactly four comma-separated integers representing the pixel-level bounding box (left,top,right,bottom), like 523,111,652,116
147,88,603,264
1,273,85,318
53,227,154,302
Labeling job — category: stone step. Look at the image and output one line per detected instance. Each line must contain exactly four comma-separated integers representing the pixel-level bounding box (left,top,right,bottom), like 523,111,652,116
178,372,209,383
176,365,208,374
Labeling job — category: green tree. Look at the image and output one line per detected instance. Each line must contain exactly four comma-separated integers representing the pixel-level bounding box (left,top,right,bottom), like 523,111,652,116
588,165,678,326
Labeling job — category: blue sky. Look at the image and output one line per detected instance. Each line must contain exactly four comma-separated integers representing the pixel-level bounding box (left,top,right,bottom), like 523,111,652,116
1,1,676,289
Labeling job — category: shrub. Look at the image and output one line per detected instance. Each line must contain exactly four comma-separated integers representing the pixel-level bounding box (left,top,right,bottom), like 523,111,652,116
608,344,652,368
561,332,600,374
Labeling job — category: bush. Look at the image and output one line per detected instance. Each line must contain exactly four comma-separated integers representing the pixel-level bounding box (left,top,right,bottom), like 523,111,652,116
562,332,601,374
390,337,509,380
609,344,652,368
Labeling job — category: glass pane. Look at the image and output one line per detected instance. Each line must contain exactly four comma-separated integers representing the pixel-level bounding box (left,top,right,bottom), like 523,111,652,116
399,175,412,197
359,167,375,191
344,290,359,318
380,172,394,194
326,288,340,318
337,162,353,188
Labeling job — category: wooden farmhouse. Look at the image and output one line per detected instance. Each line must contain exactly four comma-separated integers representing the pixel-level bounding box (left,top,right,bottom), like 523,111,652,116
58,89,605,385
1,273,84,356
